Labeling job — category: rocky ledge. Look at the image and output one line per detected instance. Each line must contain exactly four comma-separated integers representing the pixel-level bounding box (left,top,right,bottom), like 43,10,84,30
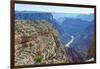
14,20,69,66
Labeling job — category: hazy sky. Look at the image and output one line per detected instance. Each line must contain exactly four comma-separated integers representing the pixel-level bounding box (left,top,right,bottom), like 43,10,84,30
15,4,94,14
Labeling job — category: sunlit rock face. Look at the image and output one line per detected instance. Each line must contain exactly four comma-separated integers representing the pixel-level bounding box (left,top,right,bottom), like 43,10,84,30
14,20,69,66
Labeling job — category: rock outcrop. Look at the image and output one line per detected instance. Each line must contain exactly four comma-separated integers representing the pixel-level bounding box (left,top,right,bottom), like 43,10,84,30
14,20,69,66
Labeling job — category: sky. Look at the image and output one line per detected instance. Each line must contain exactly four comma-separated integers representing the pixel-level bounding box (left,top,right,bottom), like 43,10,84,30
15,4,94,14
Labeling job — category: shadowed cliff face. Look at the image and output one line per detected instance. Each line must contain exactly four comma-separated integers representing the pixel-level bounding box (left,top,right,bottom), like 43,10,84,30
14,20,69,66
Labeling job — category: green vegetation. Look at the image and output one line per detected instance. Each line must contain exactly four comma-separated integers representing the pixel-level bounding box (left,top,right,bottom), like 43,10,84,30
34,55,43,63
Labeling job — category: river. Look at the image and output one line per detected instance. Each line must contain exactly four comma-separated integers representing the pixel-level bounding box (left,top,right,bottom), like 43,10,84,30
65,35,74,47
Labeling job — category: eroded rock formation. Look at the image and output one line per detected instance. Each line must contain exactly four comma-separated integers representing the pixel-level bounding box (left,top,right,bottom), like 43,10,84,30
14,20,69,66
